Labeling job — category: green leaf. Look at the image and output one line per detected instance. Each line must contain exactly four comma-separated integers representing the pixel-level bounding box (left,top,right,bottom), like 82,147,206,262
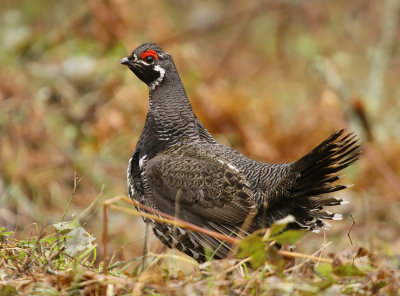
315,262,332,275
0,227,14,237
237,230,286,270
265,216,305,244
374,280,388,290
0,285,18,296
269,215,295,237
237,230,268,269
333,263,366,277
269,229,304,245
314,263,336,290
312,280,334,291
53,216,81,234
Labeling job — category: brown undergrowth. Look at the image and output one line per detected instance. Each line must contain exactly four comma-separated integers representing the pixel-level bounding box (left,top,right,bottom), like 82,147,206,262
1,195,399,295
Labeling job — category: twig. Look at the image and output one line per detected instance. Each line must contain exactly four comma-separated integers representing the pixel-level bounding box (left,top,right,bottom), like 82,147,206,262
61,172,83,222
315,228,327,270
284,241,333,274
278,250,332,264
220,258,251,276
108,203,238,245
111,197,239,245
347,214,356,246
104,196,335,265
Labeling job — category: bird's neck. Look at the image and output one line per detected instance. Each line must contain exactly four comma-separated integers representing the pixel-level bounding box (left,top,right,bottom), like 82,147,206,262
145,68,199,143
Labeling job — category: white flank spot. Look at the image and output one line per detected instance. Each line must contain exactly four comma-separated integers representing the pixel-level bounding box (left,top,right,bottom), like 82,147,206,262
227,163,240,172
130,186,135,195
127,157,135,197
139,155,147,168
155,228,163,237
149,65,166,90
333,213,343,220
127,157,132,176
312,229,321,233
217,159,240,172
340,200,350,205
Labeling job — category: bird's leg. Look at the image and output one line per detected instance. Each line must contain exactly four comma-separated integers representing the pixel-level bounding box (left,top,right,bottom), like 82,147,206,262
172,189,183,250
141,222,151,272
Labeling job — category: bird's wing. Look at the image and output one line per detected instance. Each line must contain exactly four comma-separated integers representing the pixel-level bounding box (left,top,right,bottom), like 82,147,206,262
145,152,257,227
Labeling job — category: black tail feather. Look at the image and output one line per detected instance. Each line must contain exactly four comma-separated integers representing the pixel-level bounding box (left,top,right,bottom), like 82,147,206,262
287,129,361,229
292,130,361,199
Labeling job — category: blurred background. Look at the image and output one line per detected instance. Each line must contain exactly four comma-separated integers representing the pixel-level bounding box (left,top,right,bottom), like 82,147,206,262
1,0,399,265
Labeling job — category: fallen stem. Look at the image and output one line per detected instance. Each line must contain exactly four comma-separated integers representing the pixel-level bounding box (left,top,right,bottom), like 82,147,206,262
104,196,335,265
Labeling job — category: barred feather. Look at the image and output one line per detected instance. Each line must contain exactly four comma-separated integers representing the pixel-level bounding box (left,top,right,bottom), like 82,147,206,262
123,43,361,262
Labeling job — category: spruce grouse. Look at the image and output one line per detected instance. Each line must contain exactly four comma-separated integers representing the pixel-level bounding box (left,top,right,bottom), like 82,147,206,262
120,43,360,262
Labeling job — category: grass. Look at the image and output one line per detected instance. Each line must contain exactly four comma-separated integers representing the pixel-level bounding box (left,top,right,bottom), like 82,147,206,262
1,195,399,295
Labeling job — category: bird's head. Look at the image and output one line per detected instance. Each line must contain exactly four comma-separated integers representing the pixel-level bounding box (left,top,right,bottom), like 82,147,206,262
120,43,172,90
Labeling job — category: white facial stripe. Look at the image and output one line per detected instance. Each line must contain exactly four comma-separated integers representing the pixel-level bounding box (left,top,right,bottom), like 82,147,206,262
139,155,147,168
138,60,150,66
149,65,166,90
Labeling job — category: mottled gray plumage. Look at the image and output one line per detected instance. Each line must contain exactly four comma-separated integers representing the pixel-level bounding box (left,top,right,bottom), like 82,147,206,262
121,43,361,262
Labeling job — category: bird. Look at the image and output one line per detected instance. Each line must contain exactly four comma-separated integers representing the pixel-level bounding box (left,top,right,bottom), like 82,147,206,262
120,43,361,262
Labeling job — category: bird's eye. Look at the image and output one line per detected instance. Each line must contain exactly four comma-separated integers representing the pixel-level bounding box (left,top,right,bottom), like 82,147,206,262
140,50,159,64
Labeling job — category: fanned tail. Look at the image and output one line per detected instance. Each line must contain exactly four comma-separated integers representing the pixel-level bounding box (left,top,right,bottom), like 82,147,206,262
288,129,361,229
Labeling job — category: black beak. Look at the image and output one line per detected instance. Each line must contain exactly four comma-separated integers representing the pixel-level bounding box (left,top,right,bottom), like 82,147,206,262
120,57,130,66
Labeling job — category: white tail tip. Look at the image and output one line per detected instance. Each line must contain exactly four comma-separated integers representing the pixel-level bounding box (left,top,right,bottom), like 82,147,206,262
333,213,343,220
